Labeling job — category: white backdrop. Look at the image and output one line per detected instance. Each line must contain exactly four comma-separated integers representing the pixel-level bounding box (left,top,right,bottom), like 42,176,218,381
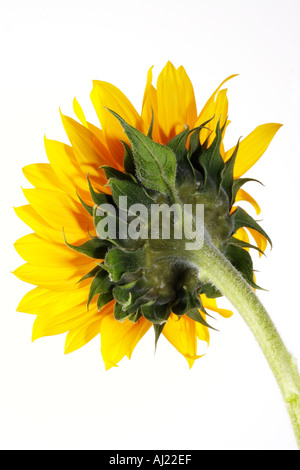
1,0,300,450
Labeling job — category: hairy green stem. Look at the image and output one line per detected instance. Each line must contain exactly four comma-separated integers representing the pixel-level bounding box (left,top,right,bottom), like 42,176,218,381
193,239,300,448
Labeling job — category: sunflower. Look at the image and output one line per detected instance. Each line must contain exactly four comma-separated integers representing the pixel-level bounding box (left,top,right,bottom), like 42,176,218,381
14,62,281,370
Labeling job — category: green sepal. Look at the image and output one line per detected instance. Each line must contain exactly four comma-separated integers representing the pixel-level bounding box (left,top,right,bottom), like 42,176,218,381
104,246,145,282
76,190,93,216
64,236,112,260
228,236,265,256
107,109,177,199
221,139,240,204
78,265,101,283
147,108,154,139
141,301,171,325
113,301,131,322
232,178,263,203
97,291,114,311
232,206,272,247
87,268,115,308
153,323,165,349
87,175,111,206
198,119,225,190
186,308,216,330
199,283,222,299
167,127,196,187
100,165,133,182
109,178,154,212
122,141,136,175
224,244,263,290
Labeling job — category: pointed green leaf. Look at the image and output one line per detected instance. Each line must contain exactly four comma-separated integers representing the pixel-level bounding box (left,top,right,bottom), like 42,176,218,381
122,141,136,175
221,139,240,204
64,236,112,259
104,246,145,282
232,178,263,203
232,206,272,247
100,165,132,182
97,291,114,311
186,308,216,330
107,109,177,198
87,269,114,307
228,236,265,256
224,244,263,290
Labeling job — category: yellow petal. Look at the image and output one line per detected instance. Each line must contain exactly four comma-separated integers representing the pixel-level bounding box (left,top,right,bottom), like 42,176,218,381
14,233,94,267
194,75,237,144
162,313,201,368
22,188,92,238
100,313,151,370
247,228,268,257
141,66,160,142
23,164,64,191
233,227,250,251
235,188,261,215
17,285,90,315
201,295,233,318
44,137,90,199
61,112,117,180
14,205,65,243
73,97,88,128
225,123,282,177
13,262,95,291
91,80,145,163
65,302,114,354
32,297,100,341
156,62,197,143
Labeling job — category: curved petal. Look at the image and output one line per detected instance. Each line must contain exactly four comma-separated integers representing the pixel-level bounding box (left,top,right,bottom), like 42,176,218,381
14,205,67,243
100,313,151,370
225,123,282,177
235,188,261,215
162,313,202,368
156,61,197,143
91,80,145,163
201,295,233,318
247,228,268,257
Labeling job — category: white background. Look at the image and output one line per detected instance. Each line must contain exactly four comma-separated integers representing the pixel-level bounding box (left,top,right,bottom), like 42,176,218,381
1,0,300,450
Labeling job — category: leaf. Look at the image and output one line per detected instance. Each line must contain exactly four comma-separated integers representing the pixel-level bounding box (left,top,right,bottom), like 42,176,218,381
64,234,112,259
87,175,110,206
232,206,272,247
224,244,263,289
76,190,94,216
232,178,263,203
141,301,171,325
78,265,101,283
104,246,145,282
199,119,225,188
107,109,177,198
100,165,132,182
87,269,114,307
97,291,114,311
109,178,154,211
186,308,216,330
167,127,196,187
122,141,136,175
228,236,265,256
221,139,240,204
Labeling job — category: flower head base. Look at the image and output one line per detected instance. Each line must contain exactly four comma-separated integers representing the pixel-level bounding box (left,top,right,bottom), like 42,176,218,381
14,62,281,369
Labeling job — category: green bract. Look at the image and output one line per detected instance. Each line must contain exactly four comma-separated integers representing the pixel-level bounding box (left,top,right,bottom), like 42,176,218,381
66,111,271,345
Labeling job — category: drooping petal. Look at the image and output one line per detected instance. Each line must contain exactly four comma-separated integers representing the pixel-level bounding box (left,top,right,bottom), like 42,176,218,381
73,97,88,128
156,61,197,143
91,80,145,163
100,313,151,370
201,295,233,318
235,188,261,215
247,228,268,257
225,123,282,177
162,314,201,368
